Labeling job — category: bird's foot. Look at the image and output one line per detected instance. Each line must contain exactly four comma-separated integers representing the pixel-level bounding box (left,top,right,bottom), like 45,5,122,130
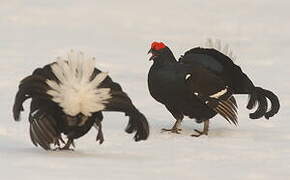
161,127,182,134
191,129,208,137
53,139,74,151
52,146,74,151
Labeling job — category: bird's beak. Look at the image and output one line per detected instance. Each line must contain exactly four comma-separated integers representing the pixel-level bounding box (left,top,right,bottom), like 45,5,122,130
147,48,155,61
147,48,152,55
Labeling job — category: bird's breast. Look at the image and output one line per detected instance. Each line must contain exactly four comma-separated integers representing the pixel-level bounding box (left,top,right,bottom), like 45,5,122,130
148,67,188,104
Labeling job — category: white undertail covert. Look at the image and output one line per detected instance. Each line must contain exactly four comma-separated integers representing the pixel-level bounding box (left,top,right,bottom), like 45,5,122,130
204,38,237,61
46,50,111,117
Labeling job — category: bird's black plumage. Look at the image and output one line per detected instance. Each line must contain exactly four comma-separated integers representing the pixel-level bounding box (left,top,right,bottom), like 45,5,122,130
179,47,280,119
13,52,149,150
147,42,279,136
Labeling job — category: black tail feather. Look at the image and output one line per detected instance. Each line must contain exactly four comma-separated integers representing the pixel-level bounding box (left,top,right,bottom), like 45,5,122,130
125,111,149,142
260,88,280,119
247,92,257,110
249,90,268,119
247,87,279,119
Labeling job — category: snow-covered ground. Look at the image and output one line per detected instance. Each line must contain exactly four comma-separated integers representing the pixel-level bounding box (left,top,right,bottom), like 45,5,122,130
1,0,290,179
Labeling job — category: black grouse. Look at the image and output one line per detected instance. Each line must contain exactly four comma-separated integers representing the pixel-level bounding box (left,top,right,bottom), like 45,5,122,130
147,41,280,137
13,50,149,150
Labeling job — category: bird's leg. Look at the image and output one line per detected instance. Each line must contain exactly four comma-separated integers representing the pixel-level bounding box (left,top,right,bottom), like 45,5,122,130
191,120,209,137
62,138,74,150
161,119,182,134
95,121,104,144
52,136,69,151
53,138,74,151
53,139,75,151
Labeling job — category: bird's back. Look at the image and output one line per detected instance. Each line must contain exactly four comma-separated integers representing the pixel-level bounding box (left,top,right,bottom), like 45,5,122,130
179,47,255,94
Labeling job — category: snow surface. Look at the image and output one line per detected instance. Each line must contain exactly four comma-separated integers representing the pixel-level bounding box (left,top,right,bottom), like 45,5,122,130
1,0,290,179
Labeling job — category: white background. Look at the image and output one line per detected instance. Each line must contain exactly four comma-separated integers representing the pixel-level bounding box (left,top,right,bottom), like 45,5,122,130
0,0,289,179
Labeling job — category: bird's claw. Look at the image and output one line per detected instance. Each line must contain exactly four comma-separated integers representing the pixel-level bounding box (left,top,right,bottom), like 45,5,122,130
191,129,208,137
161,128,182,134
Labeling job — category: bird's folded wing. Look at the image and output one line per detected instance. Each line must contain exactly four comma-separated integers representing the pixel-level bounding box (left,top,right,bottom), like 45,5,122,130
185,67,238,125
179,47,232,74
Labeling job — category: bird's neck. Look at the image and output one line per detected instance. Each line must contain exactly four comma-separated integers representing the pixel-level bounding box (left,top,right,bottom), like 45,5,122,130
153,50,177,67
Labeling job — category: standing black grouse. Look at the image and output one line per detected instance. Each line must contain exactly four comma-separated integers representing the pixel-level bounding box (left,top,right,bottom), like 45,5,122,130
147,41,279,137
13,50,149,150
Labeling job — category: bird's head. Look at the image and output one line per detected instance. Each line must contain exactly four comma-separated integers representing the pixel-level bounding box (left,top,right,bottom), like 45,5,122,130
147,42,176,63
147,42,167,61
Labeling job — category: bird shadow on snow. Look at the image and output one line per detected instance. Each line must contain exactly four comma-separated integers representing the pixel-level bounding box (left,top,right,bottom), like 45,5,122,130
0,135,148,160
207,127,246,138
153,118,246,139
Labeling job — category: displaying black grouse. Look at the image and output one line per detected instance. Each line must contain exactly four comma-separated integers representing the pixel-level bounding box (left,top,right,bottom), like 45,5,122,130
13,50,149,150
147,41,280,137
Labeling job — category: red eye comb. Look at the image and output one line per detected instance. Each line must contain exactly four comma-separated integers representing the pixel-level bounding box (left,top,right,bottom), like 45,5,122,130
151,42,166,50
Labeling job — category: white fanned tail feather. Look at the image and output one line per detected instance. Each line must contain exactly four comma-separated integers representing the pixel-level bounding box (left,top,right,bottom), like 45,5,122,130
204,38,237,61
46,50,111,117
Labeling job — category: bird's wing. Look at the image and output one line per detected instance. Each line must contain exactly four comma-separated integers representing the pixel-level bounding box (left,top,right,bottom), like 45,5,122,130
28,105,63,150
13,65,53,121
185,66,238,125
179,47,255,92
179,47,231,73
91,69,149,142
13,66,63,150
